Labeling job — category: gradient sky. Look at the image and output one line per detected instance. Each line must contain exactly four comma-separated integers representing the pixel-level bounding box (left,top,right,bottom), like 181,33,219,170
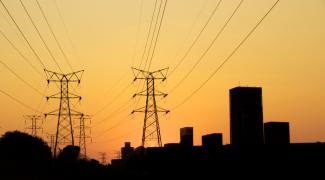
0,0,324,161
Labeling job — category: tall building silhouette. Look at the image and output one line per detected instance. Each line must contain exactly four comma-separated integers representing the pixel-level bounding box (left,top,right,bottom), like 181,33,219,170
180,127,193,147
264,122,290,144
230,87,264,146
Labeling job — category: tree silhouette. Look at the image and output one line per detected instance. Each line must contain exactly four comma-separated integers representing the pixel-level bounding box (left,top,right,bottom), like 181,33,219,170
0,131,51,178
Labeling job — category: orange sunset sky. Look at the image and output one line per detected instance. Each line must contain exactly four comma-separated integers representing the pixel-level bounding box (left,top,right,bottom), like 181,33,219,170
0,0,324,161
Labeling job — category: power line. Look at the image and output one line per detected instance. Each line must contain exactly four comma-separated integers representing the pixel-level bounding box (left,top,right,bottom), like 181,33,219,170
34,84,48,114
93,114,131,138
0,88,41,113
0,59,44,96
0,28,42,76
0,0,46,69
53,0,82,69
94,107,169,139
134,0,161,108
94,112,168,143
94,98,133,126
93,83,133,116
131,0,144,67
169,0,243,94
168,0,222,77
146,0,168,70
19,0,63,72
143,0,163,70
35,0,74,71
138,0,158,69
170,0,209,70
91,73,127,106
172,0,280,110
94,127,140,144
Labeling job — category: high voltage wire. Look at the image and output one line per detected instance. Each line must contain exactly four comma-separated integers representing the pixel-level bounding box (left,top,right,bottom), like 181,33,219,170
134,0,161,114
93,114,131,138
133,0,168,117
143,0,163,70
169,0,243,94
94,126,140,143
109,75,169,142
34,83,48,113
0,88,41,113
94,98,133,126
168,0,222,77
93,83,133,116
172,0,280,110
35,0,74,72
0,28,42,76
94,74,128,105
94,112,168,141
138,0,158,69
103,0,145,113
170,0,209,70
131,0,144,67
53,0,82,69
19,0,63,72
146,0,168,70
0,0,46,69
0,59,44,96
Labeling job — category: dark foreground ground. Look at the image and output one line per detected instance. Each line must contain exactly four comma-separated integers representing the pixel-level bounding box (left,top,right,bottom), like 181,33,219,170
0,131,324,179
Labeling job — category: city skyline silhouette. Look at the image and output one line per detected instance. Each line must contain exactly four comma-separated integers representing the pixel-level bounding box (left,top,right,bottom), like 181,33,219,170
0,0,324,165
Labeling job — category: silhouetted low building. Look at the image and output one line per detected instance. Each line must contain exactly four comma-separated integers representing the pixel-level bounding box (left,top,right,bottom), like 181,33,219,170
164,143,180,148
121,142,134,160
180,127,193,147
264,122,290,144
202,133,223,149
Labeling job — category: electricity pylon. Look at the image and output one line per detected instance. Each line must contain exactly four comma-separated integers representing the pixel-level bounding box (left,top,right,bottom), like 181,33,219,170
75,115,92,159
24,115,43,136
131,67,169,147
46,133,55,156
99,152,107,165
44,69,84,157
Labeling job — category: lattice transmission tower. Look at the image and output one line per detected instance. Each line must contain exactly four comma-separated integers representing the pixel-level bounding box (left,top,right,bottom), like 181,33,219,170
99,152,107,165
76,115,92,158
24,115,44,136
131,67,169,147
44,69,84,156
46,133,55,156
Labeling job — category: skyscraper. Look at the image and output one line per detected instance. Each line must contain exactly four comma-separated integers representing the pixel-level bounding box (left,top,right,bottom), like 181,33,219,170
230,87,264,146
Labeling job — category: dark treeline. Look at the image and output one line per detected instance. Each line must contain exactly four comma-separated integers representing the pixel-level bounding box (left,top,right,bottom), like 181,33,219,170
0,131,114,179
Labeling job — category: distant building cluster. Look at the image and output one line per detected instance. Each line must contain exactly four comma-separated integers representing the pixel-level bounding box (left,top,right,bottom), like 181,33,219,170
230,87,290,145
110,87,324,177
117,86,291,160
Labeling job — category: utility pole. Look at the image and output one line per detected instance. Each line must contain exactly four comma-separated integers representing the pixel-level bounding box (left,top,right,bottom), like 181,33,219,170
24,115,43,136
99,152,107,165
76,115,92,159
131,67,169,147
44,69,84,157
